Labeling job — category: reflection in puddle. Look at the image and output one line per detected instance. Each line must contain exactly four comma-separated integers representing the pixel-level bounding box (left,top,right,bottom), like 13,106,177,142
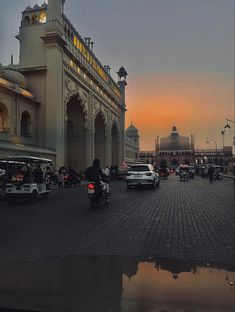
0,256,234,312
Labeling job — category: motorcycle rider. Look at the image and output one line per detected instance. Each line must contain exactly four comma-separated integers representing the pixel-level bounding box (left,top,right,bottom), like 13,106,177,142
85,159,110,194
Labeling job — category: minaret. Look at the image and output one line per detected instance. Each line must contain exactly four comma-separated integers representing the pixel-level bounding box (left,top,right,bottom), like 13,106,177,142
156,135,160,153
190,134,195,150
117,66,127,107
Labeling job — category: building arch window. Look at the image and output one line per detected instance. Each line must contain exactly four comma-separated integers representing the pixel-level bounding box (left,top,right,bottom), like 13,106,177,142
39,12,46,23
0,103,9,132
23,16,30,26
21,111,31,137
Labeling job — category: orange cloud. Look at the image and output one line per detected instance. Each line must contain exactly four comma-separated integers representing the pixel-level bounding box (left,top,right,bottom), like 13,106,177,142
125,73,234,150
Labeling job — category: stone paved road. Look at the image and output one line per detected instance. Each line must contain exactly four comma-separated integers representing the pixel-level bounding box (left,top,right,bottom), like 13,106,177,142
0,175,234,266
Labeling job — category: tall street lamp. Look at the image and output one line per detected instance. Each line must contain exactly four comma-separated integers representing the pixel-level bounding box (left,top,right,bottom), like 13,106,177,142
221,130,226,170
224,118,235,155
206,137,217,164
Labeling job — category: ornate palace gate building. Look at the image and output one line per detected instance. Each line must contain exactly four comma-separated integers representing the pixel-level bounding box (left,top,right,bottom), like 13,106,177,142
1,0,127,170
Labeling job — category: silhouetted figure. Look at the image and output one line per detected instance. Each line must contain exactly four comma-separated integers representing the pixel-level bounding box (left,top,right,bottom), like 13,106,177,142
208,166,214,183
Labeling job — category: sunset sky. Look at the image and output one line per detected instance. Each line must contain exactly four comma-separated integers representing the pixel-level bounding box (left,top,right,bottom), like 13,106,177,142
0,0,234,150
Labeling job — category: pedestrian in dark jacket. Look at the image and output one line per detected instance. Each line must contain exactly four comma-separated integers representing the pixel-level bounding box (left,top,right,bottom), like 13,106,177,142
208,166,214,182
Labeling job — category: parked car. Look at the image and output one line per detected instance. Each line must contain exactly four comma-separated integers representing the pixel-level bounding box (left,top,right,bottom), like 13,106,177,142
126,164,160,190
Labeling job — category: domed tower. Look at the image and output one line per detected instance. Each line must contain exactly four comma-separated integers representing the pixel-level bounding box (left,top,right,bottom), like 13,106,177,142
190,134,195,150
171,125,179,137
126,122,140,159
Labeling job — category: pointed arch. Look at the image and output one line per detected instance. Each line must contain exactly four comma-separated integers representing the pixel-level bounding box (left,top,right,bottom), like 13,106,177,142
0,103,9,132
111,121,120,166
66,93,87,171
94,112,106,167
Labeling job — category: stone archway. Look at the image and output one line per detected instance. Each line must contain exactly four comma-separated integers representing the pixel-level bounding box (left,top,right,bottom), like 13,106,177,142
94,112,106,167
111,123,119,166
66,95,86,171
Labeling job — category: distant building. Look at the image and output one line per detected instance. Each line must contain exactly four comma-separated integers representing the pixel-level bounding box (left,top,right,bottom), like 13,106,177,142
156,126,195,166
125,123,140,164
139,150,155,164
195,146,233,165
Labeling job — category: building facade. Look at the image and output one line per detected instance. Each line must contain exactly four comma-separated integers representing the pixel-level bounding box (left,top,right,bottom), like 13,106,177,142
195,146,233,165
156,126,195,166
0,0,127,171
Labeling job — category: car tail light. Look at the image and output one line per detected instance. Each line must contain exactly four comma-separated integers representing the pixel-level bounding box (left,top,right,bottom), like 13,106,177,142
87,183,95,189
146,172,152,176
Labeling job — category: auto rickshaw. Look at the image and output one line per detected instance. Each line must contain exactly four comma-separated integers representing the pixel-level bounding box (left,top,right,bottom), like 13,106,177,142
179,164,189,181
0,159,7,199
5,155,53,202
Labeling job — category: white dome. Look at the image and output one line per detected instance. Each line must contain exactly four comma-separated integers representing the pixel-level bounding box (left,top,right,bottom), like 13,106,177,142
126,123,139,136
4,69,28,89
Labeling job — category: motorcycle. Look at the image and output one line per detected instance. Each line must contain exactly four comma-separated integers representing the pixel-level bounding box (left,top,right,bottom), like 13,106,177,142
87,181,110,208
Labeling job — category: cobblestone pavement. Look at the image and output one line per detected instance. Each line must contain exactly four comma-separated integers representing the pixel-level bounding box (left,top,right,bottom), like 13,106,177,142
0,175,234,266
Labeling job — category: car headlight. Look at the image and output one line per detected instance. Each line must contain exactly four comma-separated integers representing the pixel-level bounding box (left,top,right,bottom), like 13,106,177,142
146,172,153,176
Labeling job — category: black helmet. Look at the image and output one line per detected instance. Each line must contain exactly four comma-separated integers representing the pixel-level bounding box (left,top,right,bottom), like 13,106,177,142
93,158,100,167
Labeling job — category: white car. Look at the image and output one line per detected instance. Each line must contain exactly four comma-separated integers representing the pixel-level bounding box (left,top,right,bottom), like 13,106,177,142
126,164,160,190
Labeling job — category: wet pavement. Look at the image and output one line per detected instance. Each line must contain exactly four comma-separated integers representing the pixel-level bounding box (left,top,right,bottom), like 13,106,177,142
0,255,234,312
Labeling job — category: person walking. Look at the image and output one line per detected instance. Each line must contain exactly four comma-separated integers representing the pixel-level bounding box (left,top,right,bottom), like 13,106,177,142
58,166,66,188
208,165,214,183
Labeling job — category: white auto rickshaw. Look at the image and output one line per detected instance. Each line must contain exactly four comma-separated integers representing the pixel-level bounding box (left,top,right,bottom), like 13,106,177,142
5,155,53,202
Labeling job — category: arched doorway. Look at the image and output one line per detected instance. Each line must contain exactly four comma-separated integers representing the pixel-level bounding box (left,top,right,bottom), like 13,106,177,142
0,103,9,132
94,112,106,167
111,123,119,166
66,95,85,171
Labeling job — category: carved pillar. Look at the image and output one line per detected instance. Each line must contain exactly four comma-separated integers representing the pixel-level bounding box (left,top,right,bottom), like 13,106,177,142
106,108,112,166
88,92,94,166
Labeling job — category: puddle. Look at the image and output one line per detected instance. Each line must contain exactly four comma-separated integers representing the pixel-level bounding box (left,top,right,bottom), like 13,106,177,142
0,256,234,312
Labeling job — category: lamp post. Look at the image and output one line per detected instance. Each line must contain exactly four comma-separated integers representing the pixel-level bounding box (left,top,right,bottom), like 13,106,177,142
221,130,225,170
206,137,217,164
224,118,235,156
